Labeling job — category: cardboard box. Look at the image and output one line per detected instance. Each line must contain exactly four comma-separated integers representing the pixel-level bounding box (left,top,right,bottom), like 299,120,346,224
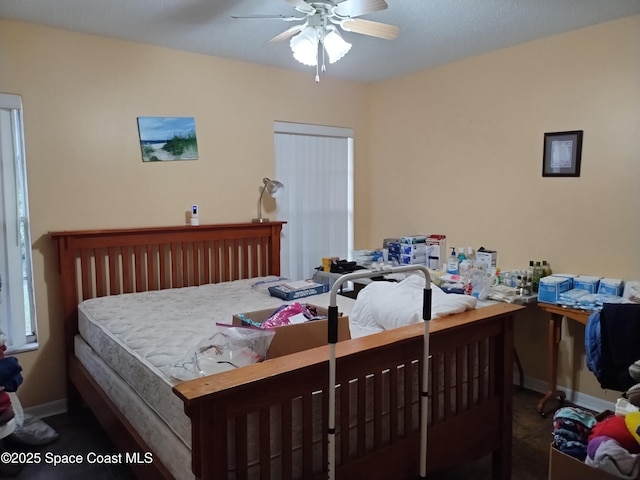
400,243,427,255
548,442,622,480
537,275,572,303
476,249,497,269
573,275,601,294
232,306,350,359
598,278,624,296
400,234,427,245
426,234,446,270
399,253,427,265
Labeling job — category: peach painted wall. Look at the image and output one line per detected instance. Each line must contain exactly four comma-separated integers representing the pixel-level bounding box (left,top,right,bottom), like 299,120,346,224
0,19,369,407
366,16,640,403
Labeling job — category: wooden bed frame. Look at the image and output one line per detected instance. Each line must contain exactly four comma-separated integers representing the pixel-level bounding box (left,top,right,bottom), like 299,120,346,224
50,222,522,480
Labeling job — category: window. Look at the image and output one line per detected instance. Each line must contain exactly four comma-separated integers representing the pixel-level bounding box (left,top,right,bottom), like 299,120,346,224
0,93,37,352
274,122,354,280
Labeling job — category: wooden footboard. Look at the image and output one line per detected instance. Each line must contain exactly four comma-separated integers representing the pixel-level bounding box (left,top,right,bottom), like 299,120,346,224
175,303,521,480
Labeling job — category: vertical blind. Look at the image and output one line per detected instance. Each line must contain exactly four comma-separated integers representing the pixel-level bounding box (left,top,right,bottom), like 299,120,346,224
274,123,353,281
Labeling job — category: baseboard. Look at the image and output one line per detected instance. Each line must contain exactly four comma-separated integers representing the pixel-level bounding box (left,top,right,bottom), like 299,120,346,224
516,374,614,414
24,399,67,419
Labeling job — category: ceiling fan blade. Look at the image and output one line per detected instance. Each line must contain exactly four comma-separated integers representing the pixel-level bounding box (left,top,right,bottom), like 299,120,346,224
341,18,399,40
283,0,316,15
268,24,305,43
333,0,388,18
231,14,304,21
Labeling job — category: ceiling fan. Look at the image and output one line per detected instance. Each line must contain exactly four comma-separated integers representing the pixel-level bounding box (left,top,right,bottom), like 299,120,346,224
231,0,400,81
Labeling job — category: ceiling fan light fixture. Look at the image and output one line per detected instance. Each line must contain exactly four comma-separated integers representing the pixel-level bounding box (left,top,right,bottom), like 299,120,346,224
290,26,319,66
323,29,351,64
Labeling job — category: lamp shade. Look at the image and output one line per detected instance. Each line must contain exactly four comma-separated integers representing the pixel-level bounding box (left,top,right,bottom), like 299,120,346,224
264,177,284,197
252,178,284,223
290,26,319,66
323,30,352,64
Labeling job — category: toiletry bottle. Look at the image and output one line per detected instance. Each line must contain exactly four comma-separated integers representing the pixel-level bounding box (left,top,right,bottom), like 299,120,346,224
532,261,543,293
447,247,459,275
542,260,551,277
459,252,472,277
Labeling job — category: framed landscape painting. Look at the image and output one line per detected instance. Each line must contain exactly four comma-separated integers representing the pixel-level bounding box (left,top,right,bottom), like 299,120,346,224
137,116,199,162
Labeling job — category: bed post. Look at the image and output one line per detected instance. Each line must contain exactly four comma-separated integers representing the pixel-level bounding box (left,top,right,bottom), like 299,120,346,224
493,311,514,479
269,222,283,276
51,233,83,412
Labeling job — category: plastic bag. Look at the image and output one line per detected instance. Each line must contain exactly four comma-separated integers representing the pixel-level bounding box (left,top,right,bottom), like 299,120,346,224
170,324,275,381
262,302,321,328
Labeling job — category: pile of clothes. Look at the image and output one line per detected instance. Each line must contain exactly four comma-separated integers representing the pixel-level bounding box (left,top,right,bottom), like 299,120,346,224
553,399,640,479
0,333,23,426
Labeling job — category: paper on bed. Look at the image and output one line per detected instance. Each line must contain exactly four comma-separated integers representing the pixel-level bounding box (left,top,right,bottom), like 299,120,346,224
349,275,477,337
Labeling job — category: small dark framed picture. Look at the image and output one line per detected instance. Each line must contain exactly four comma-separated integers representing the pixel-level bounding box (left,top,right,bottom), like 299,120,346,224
542,130,583,177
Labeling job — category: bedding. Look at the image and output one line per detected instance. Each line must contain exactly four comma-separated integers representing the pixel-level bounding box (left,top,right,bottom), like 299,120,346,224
350,274,477,337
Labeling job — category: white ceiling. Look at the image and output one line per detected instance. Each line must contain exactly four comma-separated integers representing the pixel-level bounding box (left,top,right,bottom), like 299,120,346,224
1,0,639,83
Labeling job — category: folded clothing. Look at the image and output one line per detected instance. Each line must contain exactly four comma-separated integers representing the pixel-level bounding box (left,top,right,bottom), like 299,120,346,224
553,407,597,460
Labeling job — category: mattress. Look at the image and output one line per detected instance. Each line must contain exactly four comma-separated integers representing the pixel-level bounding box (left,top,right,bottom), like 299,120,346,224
76,277,356,450
74,335,194,480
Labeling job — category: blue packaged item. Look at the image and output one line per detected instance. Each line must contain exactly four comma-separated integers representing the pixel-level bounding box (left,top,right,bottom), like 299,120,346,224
537,276,572,303
573,276,601,294
268,280,328,300
598,278,624,296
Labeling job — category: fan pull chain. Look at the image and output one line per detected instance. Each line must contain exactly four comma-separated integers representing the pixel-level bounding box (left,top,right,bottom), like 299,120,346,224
316,32,321,82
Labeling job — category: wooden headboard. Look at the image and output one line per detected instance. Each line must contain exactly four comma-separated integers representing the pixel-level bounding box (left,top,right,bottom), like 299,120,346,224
50,222,285,353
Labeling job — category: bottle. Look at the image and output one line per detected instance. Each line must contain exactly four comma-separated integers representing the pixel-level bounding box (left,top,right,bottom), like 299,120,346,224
459,253,472,277
542,260,551,277
457,247,467,263
532,261,543,293
447,247,459,275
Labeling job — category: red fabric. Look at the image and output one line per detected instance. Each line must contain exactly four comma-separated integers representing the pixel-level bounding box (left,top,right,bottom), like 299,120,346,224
589,415,640,453
0,391,11,413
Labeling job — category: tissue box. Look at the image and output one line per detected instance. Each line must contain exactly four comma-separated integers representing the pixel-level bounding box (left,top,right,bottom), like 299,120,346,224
399,253,427,265
538,276,572,303
573,276,601,294
598,278,624,296
400,243,427,255
476,249,497,269
387,242,401,254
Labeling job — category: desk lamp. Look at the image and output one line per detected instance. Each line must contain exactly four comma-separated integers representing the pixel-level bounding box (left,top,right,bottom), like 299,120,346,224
252,177,284,223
